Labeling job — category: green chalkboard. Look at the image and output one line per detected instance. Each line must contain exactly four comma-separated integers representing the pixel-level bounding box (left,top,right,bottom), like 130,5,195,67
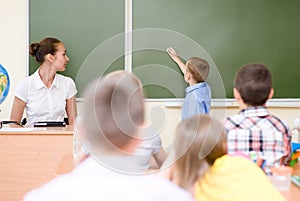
29,0,125,97
30,0,300,98
132,0,300,98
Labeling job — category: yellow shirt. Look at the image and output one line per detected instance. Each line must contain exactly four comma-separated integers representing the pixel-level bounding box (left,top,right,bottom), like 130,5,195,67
194,155,285,201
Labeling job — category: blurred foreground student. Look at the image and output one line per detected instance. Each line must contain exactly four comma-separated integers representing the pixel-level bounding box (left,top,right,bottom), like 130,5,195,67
73,123,167,172
10,37,77,127
133,125,167,171
223,63,291,174
23,71,193,201
166,47,211,120
166,114,285,201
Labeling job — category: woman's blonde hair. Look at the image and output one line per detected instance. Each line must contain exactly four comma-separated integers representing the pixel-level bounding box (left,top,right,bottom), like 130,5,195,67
174,114,227,191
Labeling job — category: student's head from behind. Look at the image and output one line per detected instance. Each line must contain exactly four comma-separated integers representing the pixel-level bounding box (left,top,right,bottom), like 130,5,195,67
234,63,273,106
174,114,227,190
186,57,209,83
29,37,64,65
80,71,144,155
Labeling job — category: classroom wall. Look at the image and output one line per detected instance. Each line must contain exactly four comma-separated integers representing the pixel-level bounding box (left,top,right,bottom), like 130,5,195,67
0,0,27,119
143,103,300,148
77,100,300,148
2,1,300,148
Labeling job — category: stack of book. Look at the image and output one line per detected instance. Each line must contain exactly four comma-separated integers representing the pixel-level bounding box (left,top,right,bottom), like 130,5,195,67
290,142,300,167
291,175,300,188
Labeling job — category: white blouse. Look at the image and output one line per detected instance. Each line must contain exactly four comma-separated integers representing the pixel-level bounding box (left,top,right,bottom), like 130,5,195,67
14,69,77,127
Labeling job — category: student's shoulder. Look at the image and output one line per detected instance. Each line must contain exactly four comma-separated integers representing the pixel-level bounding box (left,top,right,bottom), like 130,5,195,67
268,113,287,123
141,175,194,200
223,113,243,126
267,114,289,130
225,113,243,120
22,173,75,201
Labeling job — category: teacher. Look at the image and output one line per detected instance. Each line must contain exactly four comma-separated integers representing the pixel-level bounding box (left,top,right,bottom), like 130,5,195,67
10,37,77,127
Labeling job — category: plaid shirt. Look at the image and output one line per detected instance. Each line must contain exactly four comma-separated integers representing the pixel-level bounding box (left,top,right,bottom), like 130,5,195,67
223,106,291,174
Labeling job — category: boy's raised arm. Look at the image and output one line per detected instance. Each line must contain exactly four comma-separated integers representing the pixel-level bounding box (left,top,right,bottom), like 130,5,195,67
166,47,187,75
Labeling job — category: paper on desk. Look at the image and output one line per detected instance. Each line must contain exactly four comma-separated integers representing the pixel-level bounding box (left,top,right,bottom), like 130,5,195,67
0,127,35,132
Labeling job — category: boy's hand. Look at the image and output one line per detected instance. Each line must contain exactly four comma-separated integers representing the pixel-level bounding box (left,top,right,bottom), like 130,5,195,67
166,47,181,63
166,47,187,74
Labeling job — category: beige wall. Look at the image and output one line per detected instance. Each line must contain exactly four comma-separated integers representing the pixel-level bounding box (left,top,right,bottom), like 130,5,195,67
77,100,300,148
2,1,300,149
142,102,300,148
0,0,28,119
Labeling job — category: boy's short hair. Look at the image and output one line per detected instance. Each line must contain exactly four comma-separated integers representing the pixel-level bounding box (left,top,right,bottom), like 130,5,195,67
186,57,209,82
235,63,272,106
82,70,144,152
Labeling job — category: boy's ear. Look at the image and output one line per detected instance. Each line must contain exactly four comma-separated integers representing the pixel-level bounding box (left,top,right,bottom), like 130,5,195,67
268,88,274,99
233,88,241,100
184,71,190,82
186,71,190,79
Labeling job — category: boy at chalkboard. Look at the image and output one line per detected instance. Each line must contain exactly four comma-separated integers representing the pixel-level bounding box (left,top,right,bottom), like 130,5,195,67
223,63,291,175
166,47,211,120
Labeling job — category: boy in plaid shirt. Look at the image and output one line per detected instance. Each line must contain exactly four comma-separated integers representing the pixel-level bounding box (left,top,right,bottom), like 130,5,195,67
223,63,291,174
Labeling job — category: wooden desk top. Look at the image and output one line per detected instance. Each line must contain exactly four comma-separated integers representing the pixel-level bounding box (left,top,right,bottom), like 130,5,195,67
0,125,74,135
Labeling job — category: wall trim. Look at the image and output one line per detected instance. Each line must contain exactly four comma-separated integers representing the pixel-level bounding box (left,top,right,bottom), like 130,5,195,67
76,98,300,108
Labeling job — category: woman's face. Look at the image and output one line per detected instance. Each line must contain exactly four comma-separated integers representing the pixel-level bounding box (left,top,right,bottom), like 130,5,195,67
52,43,69,71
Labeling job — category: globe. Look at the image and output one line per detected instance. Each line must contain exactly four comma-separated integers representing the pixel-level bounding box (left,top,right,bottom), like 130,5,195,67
0,64,10,105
